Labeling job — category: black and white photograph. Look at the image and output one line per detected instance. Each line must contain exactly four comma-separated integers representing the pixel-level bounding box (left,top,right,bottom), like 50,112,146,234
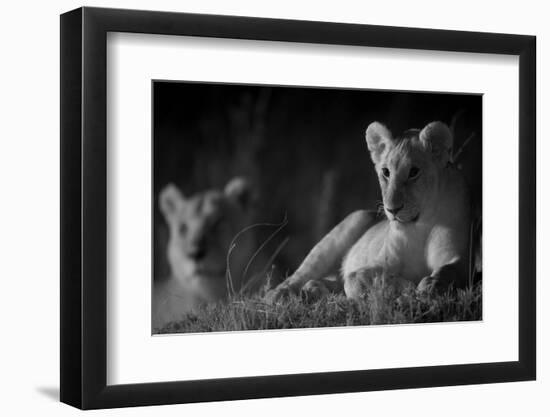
152,81,482,334
1,0,544,413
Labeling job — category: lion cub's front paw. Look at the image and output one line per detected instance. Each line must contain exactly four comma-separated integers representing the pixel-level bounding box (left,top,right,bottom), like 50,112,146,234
416,275,439,295
343,266,385,300
300,280,329,303
264,282,296,304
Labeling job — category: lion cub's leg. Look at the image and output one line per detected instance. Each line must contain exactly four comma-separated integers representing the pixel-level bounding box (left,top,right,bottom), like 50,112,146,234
265,210,377,303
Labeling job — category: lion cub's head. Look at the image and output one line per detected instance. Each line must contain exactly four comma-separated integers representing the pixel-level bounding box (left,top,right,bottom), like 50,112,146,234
159,178,254,287
366,121,453,223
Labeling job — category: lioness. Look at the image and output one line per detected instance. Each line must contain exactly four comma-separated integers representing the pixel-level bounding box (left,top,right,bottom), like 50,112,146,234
153,177,254,329
266,121,471,302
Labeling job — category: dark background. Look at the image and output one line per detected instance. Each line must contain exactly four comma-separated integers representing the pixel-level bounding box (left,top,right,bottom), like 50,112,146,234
153,81,482,280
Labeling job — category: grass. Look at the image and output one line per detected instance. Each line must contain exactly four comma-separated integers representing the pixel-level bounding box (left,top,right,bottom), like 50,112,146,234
156,207,482,334
155,278,482,334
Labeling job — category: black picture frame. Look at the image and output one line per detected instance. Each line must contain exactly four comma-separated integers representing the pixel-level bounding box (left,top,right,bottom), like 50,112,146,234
60,6,536,410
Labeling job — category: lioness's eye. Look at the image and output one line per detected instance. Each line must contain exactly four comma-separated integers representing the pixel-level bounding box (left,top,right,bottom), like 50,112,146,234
179,224,187,234
381,167,390,178
408,166,420,179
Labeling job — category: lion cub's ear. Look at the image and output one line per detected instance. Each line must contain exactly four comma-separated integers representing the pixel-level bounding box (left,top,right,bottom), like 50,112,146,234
224,177,253,210
365,122,393,165
419,121,453,166
159,184,185,222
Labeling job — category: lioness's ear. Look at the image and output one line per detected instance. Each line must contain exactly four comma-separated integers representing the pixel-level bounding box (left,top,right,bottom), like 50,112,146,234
224,177,252,210
159,184,185,221
365,122,393,165
419,121,453,166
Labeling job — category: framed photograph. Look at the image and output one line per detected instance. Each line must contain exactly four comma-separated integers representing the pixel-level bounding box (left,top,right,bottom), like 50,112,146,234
60,6,536,409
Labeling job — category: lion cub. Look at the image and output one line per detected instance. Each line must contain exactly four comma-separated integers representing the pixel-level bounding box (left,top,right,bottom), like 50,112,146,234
266,121,471,302
153,177,254,329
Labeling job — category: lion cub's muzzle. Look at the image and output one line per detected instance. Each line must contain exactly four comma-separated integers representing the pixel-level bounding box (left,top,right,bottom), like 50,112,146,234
188,246,207,261
386,205,420,223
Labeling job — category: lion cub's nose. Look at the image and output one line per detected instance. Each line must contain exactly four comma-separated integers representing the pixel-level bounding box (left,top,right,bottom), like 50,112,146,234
386,205,404,215
189,244,207,260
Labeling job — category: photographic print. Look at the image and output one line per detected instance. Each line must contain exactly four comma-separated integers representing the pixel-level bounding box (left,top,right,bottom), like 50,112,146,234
61,8,535,408
152,81,482,334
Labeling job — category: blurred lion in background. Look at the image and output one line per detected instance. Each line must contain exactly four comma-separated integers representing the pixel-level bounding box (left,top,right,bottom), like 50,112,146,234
153,177,256,329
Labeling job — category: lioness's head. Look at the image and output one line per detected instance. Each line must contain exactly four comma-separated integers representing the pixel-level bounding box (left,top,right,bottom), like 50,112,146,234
366,121,453,223
159,177,253,283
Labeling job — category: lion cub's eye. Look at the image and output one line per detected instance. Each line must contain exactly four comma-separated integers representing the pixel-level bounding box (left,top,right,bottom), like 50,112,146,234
408,166,420,179
381,167,390,178
179,224,187,234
